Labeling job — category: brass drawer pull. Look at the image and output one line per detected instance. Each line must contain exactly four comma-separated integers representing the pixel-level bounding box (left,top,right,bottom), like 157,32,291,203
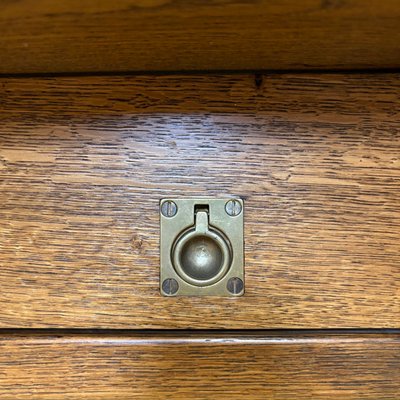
160,199,244,296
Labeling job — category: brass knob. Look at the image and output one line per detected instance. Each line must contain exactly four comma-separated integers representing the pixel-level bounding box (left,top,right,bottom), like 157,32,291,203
171,210,232,287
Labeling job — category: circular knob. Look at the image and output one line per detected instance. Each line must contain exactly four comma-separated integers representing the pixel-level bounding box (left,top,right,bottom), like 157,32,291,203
171,212,232,287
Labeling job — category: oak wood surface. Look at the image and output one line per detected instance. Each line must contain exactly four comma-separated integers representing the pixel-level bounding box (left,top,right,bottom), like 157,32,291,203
0,73,399,328
0,331,399,399
0,0,400,74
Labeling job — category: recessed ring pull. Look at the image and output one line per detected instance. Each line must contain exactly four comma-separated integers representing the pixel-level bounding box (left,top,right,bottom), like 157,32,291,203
160,199,244,296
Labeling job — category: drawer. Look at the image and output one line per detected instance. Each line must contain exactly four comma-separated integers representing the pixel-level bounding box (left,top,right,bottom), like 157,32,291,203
0,73,399,329
0,0,399,74
1,331,399,399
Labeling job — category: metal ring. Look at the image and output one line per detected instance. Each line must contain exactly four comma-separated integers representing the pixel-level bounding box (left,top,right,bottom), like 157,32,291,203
172,227,232,287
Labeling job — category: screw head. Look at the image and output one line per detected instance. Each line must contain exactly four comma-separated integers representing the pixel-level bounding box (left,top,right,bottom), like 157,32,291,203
161,200,178,218
162,278,179,295
225,199,242,217
227,277,244,295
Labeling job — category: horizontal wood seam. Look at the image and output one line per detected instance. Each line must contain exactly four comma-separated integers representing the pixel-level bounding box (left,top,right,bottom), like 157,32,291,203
0,329,399,336
1,67,400,79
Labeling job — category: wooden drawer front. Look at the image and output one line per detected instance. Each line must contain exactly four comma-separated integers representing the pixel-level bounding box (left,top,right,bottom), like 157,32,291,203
0,1,400,74
0,332,399,399
0,74,399,329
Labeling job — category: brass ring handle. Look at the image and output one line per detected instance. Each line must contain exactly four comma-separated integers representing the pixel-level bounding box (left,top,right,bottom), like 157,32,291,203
171,211,232,287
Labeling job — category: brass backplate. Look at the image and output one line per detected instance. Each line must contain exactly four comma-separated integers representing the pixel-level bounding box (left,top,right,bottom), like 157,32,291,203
160,198,244,296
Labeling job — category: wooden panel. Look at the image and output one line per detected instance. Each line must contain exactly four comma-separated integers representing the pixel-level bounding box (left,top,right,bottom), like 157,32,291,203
0,332,399,399
0,0,400,74
0,74,399,328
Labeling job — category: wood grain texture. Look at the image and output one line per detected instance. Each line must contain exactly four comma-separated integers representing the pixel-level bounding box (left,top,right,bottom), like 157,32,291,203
0,74,399,328
0,0,400,74
0,332,399,399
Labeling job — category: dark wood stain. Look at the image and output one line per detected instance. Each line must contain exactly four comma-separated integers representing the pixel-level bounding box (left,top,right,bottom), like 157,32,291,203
0,0,400,74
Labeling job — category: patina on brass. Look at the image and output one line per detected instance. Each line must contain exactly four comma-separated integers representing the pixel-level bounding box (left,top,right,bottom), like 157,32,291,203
160,198,244,296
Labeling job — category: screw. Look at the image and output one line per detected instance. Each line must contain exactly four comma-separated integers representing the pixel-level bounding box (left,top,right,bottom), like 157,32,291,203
161,200,177,218
162,278,179,295
225,199,242,216
227,277,244,295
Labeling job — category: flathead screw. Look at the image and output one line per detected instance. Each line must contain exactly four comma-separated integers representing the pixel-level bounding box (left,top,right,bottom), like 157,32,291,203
162,278,179,295
225,199,242,216
227,277,244,295
161,200,177,218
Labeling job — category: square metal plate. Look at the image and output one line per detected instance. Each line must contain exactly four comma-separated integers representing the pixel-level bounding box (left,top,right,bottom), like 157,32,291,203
160,198,244,296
